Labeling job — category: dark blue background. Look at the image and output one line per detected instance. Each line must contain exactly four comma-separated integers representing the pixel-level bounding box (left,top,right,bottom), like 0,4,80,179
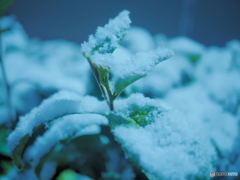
7,0,240,46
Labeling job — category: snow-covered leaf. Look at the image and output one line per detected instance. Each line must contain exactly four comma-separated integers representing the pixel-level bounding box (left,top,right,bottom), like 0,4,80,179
109,102,161,129
113,75,146,100
111,94,216,180
24,114,107,179
8,90,108,169
81,10,131,56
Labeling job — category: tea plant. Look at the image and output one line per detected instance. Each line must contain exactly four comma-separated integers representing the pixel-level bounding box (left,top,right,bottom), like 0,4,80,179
4,10,219,180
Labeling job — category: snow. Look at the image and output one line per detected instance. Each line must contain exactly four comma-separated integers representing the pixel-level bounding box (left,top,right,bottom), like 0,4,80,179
7,90,108,152
1,11,240,180
23,114,107,167
127,54,193,96
113,94,216,180
112,47,173,79
11,82,43,115
81,10,131,55
1,16,29,51
1,18,90,98
164,84,239,153
122,26,155,53
40,161,57,180
168,36,205,55
4,46,88,95
115,93,163,112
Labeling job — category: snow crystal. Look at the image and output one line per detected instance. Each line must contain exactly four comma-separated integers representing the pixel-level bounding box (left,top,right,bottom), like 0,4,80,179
23,114,107,167
113,94,216,180
8,90,108,152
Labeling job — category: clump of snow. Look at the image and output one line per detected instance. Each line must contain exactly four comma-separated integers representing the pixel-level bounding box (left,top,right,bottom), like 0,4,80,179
40,161,57,180
168,36,205,55
196,47,233,77
11,82,42,115
113,94,216,180
112,48,173,79
164,84,239,153
81,11,173,91
122,26,155,53
81,10,131,55
1,18,90,99
4,45,87,95
1,16,29,51
126,54,193,96
8,90,108,152
0,106,8,125
23,114,107,167
114,93,163,112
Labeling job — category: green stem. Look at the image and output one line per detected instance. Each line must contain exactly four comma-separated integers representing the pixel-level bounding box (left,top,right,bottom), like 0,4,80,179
83,53,114,111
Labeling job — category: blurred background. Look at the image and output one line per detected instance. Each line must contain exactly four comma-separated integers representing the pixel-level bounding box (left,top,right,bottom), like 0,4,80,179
6,0,240,47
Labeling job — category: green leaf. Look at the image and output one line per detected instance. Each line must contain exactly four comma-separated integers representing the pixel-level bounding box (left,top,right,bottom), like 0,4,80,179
114,75,146,100
95,65,110,87
11,108,82,170
0,126,11,156
11,134,30,169
9,91,105,170
109,104,160,129
57,169,79,180
0,0,14,17
35,147,55,180
35,133,103,179
0,28,11,34
22,114,106,178
108,113,140,129
187,54,201,64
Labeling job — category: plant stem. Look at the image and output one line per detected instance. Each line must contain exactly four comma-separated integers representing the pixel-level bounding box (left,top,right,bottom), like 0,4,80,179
84,53,114,111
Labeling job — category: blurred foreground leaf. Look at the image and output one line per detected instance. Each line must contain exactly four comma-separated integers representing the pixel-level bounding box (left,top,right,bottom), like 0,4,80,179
0,0,14,17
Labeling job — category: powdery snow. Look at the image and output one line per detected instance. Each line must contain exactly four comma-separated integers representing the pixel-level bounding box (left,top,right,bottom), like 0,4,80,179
113,94,216,180
23,114,107,167
8,90,108,152
81,10,131,55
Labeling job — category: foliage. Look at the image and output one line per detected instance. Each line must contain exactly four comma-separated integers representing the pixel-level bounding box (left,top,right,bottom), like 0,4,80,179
0,9,240,180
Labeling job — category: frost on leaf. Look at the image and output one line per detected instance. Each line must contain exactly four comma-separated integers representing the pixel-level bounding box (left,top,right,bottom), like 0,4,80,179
111,94,216,180
7,90,108,169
